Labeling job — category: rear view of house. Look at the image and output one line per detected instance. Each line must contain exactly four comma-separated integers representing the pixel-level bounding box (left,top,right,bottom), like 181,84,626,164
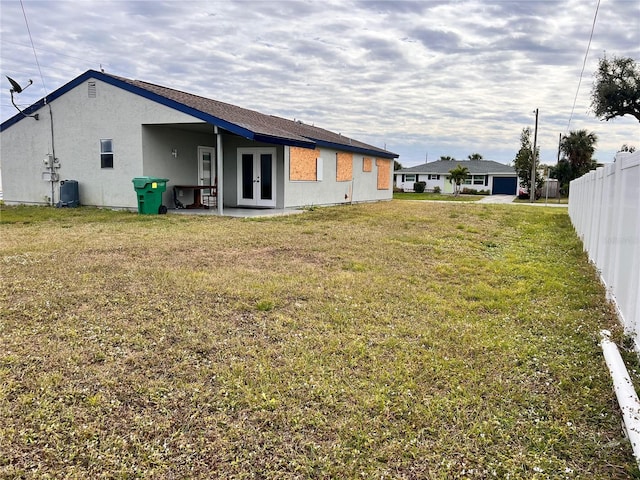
0,70,397,213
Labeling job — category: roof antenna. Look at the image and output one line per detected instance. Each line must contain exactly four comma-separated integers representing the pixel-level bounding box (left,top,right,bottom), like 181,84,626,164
6,76,39,120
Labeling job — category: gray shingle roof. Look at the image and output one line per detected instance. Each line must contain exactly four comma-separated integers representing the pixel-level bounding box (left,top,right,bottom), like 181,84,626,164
397,160,515,175
110,73,398,158
1,70,398,159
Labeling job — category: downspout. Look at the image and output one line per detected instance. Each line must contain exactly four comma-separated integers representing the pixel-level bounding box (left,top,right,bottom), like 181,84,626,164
214,126,223,216
600,330,640,466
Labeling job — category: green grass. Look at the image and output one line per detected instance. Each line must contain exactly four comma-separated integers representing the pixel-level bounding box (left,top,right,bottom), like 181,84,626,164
0,202,636,478
393,192,485,202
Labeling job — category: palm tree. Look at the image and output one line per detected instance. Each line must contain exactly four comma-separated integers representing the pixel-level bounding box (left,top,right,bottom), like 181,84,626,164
440,155,455,161
448,165,469,196
560,130,598,178
468,153,483,161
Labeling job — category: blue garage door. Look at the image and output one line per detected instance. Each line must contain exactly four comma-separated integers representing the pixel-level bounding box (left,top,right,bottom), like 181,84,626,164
492,177,517,195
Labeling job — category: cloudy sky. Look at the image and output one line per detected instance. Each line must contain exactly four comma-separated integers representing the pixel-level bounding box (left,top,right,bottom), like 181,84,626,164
1,0,638,166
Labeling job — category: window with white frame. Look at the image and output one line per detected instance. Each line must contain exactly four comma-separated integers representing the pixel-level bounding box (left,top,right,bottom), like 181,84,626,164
428,174,440,180
405,174,416,182
100,139,113,168
464,175,485,185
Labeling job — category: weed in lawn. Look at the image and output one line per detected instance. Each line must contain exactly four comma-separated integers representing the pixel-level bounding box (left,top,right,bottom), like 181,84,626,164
256,300,275,312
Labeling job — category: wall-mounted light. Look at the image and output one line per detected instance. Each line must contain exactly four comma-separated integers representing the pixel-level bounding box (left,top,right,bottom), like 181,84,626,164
171,148,178,158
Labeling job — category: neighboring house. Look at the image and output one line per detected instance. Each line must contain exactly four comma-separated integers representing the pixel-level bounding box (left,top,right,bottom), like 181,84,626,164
395,160,518,195
0,70,397,212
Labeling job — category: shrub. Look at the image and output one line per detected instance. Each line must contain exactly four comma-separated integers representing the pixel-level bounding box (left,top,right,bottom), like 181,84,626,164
414,181,426,193
433,186,441,194
461,188,489,195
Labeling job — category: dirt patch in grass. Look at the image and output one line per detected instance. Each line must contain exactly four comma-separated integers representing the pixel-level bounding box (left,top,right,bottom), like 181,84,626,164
0,202,636,478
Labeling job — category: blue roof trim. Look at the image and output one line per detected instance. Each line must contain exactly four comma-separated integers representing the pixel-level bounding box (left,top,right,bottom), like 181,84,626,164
3,70,255,139
0,104,39,131
253,134,315,148
92,72,261,139
1,70,396,158
314,139,398,159
1,71,103,131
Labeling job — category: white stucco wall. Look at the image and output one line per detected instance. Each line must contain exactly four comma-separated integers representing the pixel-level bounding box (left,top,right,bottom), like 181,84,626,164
0,78,202,208
1,75,394,210
284,147,393,208
395,173,447,192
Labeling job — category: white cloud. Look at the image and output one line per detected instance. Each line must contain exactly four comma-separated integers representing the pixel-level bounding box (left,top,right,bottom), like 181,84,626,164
1,0,638,166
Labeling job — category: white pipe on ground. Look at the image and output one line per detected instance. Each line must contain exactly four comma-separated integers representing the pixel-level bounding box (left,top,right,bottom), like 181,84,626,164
600,330,640,465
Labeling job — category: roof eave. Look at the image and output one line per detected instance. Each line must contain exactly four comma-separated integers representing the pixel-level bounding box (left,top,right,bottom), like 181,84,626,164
314,139,398,159
253,134,316,149
1,71,399,158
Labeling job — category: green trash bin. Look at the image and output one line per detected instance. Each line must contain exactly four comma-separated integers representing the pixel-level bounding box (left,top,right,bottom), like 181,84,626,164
132,177,169,214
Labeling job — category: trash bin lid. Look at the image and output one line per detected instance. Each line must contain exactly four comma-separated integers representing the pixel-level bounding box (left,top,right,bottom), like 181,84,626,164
132,177,153,189
132,177,168,188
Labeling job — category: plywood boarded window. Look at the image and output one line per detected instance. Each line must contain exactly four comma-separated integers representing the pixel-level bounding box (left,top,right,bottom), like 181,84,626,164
336,152,353,182
376,158,391,190
363,157,372,172
290,147,320,181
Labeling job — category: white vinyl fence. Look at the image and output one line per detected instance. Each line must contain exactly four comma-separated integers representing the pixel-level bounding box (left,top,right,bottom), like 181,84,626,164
569,151,640,346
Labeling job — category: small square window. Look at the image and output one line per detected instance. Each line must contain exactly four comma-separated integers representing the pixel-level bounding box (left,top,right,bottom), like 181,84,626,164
101,139,113,169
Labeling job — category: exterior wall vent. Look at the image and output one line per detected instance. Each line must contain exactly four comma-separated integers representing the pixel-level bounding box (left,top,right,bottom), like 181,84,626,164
88,81,96,98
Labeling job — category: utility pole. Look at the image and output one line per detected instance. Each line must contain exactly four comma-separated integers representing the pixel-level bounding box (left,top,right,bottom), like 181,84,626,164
530,108,539,203
556,132,562,202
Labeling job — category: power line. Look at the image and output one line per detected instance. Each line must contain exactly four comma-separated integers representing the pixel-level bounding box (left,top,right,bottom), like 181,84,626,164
566,0,601,133
0,38,106,65
19,0,48,96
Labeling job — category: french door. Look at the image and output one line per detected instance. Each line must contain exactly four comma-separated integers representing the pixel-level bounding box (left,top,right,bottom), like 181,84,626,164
237,148,276,207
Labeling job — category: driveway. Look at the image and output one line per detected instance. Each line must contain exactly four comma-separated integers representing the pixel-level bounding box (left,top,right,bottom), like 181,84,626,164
477,195,516,204
476,195,568,208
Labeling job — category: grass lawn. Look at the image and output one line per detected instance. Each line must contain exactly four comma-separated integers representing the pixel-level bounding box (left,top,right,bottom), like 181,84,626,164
393,192,484,202
1,202,636,478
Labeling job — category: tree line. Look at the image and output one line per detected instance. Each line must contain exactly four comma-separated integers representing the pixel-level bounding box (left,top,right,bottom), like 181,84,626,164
514,55,639,195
